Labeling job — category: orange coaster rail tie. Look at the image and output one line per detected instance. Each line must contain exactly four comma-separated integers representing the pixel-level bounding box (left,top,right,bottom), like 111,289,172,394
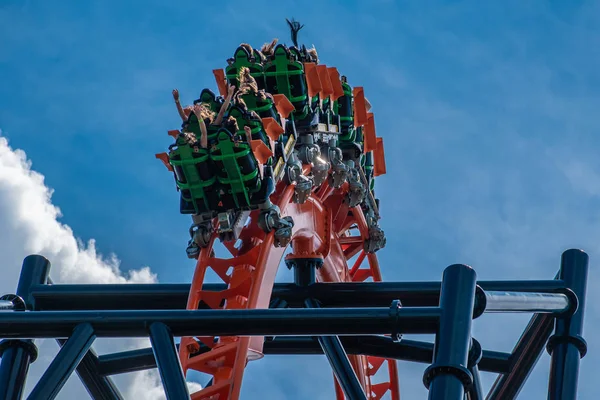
304,62,322,98
363,113,377,153
250,140,274,165
352,87,368,128
155,153,173,171
272,94,295,118
373,137,387,177
328,67,345,101
261,117,285,141
213,69,228,97
316,64,335,100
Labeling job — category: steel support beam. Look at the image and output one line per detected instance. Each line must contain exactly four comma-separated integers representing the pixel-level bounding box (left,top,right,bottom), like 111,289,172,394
0,306,439,338
148,322,189,400
29,279,567,311
487,313,555,400
95,336,511,377
468,366,484,400
0,255,50,400
424,264,477,400
305,298,367,400
56,339,123,400
466,339,484,400
288,257,367,400
28,323,96,400
486,268,569,400
97,348,158,376
547,249,588,399
1,252,588,400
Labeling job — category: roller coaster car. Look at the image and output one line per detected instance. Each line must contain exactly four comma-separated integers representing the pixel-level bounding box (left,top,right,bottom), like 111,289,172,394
227,105,272,149
168,135,218,215
183,111,221,146
226,45,266,91
157,20,388,263
210,128,273,211
238,92,280,123
335,79,355,138
193,88,223,111
167,102,277,215
264,44,314,125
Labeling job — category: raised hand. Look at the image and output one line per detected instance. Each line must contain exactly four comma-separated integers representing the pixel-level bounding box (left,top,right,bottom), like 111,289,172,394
227,84,236,98
173,89,188,121
244,125,253,143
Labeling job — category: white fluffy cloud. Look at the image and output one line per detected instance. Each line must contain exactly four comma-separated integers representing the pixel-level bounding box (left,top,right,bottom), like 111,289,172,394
0,134,199,398
0,135,155,285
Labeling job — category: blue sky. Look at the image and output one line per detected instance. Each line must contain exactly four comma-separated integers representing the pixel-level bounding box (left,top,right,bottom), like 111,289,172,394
1,0,599,398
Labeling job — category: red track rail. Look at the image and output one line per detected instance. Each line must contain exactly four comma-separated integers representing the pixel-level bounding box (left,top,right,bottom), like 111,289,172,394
178,177,399,399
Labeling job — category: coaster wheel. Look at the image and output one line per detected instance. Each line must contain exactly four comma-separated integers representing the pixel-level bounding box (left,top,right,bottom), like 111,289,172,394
178,179,400,400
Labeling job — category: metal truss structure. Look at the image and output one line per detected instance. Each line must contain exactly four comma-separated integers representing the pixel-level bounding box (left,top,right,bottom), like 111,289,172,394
0,249,588,400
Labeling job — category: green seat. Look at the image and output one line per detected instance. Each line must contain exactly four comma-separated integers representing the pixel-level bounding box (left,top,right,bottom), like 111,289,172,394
183,113,221,146
195,88,223,112
227,105,271,149
168,137,217,215
335,80,355,143
210,129,261,209
239,92,280,123
226,46,266,91
264,44,313,121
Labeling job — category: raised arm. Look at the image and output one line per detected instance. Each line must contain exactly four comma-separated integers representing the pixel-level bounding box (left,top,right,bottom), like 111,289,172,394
172,89,190,121
244,125,253,143
214,85,236,125
193,104,209,148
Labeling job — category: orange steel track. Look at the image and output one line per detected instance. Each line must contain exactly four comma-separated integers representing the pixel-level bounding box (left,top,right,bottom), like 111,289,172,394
178,178,400,400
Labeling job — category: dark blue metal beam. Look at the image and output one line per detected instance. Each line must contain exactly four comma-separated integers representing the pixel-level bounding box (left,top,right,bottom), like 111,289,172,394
29,279,567,311
467,339,484,400
56,339,123,400
547,249,588,399
1,251,587,400
486,313,555,400
0,306,439,338
305,299,367,400
28,323,96,400
97,347,158,376
148,323,189,400
270,336,510,374
0,340,38,400
95,336,511,376
424,264,477,400
468,366,484,400
0,255,50,400
288,257,367,400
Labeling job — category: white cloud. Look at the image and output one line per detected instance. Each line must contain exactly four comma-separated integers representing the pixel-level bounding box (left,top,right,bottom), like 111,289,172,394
128,370,203,400
0,134,200,398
